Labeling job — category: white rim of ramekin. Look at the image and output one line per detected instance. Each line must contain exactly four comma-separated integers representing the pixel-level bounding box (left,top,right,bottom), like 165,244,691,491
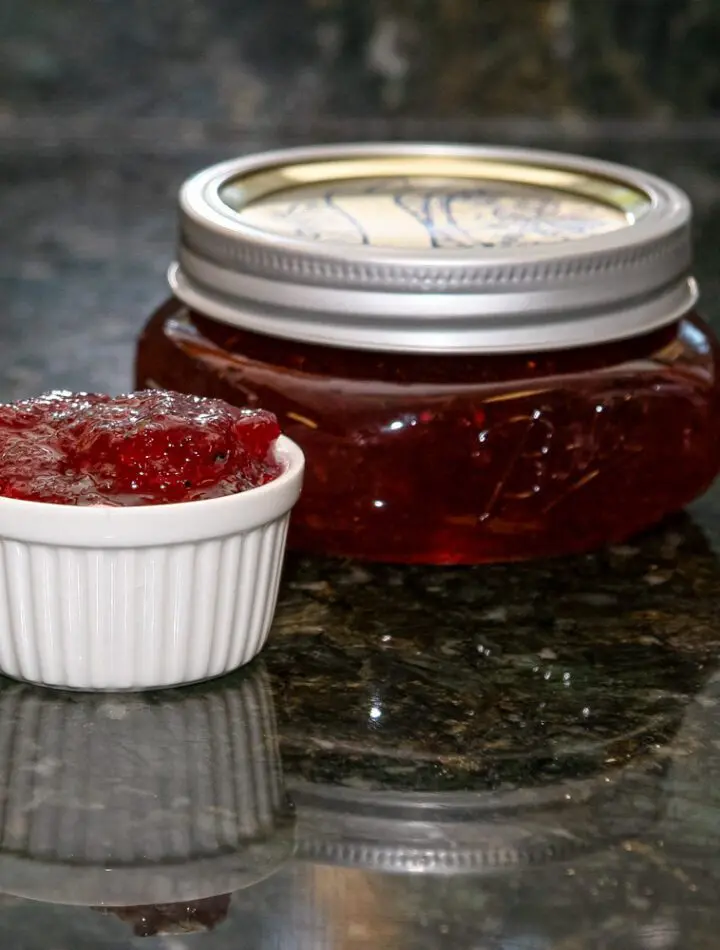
0,435,304,547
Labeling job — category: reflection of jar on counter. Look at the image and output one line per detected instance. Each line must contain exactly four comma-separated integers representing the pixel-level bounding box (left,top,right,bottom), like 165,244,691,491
661,668,720,858
227,774,680,950
137,144,720,565
0,666,294,935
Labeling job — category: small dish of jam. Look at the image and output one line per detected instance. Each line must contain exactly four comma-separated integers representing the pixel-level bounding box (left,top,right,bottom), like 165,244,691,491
0,389,283,506
0,389,304,691
137,143,720,564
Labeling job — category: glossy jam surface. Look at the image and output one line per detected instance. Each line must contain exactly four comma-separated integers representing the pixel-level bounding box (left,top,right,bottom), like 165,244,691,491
0,390,281,507
137,301,720,563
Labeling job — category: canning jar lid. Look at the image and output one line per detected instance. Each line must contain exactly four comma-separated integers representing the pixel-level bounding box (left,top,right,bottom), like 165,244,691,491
171,143,696,354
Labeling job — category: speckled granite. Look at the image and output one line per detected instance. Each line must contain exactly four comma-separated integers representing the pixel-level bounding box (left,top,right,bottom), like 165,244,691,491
0,138,718,946
271,530,711,794
1,515,719,947
2,53,720,942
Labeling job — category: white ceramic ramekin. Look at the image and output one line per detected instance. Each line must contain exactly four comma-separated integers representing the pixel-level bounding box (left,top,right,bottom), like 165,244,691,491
0,435,304,690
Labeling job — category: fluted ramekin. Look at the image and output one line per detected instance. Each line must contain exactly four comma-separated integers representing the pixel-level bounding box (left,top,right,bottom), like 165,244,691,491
0,435,303,690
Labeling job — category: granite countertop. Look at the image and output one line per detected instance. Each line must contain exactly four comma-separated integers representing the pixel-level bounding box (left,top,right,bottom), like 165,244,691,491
2,132,720,948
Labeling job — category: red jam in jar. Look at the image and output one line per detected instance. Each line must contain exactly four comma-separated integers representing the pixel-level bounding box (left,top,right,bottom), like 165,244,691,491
136,145,720,564
0,390,281,506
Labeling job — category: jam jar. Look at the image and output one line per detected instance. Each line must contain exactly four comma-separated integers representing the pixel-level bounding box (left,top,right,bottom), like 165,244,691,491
136,143,720,564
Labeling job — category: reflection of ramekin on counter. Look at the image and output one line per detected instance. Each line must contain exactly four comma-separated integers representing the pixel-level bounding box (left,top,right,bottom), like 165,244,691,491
0,665,294,908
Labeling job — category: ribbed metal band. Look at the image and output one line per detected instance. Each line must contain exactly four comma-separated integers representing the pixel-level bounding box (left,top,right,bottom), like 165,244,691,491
173,143,697,354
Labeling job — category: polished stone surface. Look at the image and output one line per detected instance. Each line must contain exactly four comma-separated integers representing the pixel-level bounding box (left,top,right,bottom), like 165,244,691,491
1,512,720,947
1,138,720,947
2,27,720,934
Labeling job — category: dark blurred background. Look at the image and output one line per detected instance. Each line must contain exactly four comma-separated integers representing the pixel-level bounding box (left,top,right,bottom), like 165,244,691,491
3,0,720,129
1,0,720,397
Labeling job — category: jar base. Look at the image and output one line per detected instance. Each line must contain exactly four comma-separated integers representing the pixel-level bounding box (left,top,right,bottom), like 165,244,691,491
286,508,694,566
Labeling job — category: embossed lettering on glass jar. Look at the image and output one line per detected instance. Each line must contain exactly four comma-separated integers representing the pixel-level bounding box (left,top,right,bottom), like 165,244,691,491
136,143,720,564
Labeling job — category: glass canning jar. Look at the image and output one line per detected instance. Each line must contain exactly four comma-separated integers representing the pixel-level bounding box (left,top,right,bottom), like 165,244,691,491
136,144,720,564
